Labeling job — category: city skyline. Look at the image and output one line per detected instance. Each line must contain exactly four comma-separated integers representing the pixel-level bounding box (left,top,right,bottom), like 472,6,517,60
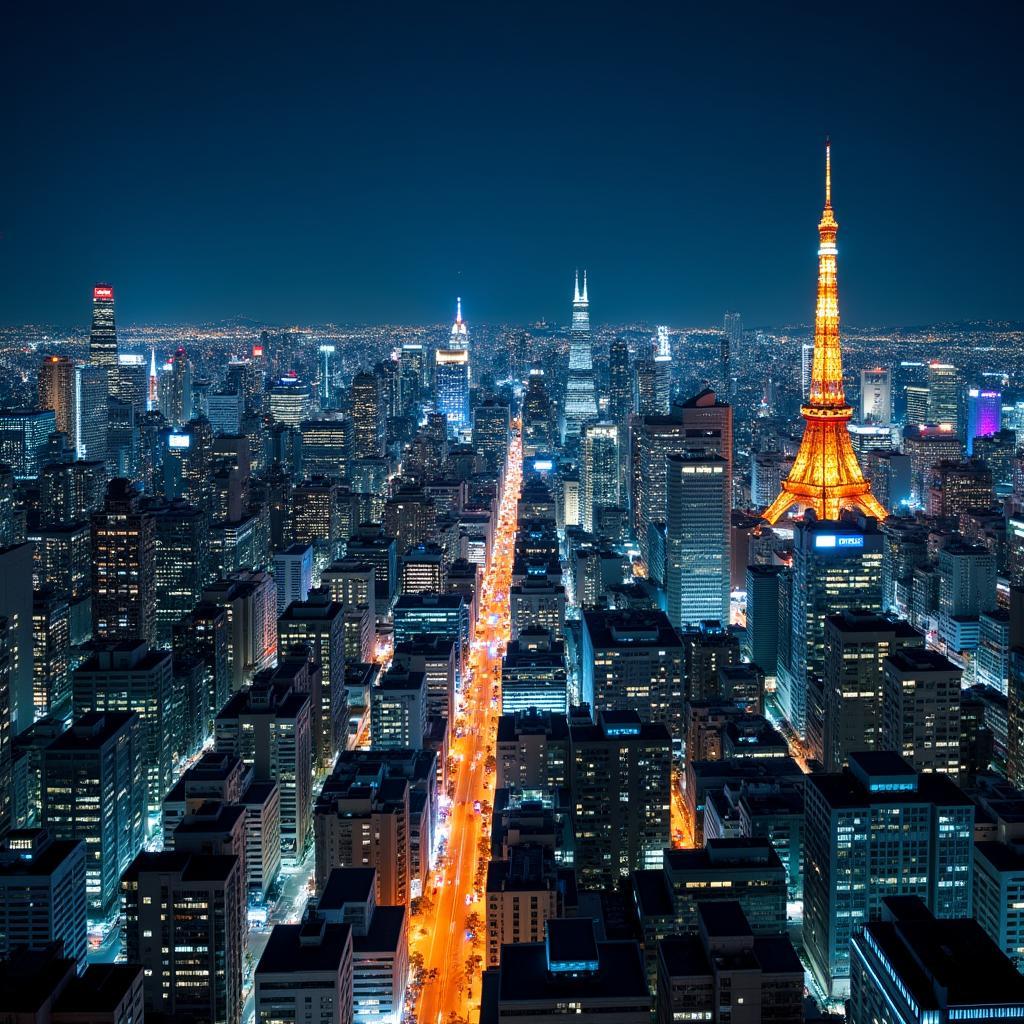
3,7,1023,327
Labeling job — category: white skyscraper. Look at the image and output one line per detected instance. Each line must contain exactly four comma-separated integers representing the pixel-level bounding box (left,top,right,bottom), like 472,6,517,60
561,270,598,447
654,325,672,414
860,368,892,425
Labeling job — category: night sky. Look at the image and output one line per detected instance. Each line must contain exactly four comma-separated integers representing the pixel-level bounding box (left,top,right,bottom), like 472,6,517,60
3,4,1022,328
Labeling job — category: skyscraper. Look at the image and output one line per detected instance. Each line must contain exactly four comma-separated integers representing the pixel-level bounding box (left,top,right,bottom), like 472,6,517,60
666,451,730,629
350,371,385,457
859,367,892,424
723,311,742,393
762,143,886,524
608,337,633,422
927,361,959,429
38,356,76,440
561,270,598,447
89,284,118,393
966,386,1002,454
777,514,883,761
74,363,109,464
654,324,672,413
580,422,620,533
434,348,470,436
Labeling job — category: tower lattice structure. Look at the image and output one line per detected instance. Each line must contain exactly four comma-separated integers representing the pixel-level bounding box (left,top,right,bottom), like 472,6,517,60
762,142,887,525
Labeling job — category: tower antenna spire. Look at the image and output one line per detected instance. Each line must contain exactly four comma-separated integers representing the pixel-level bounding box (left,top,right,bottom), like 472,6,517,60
581,269,588,304
573,269,580,304
824,136,832,209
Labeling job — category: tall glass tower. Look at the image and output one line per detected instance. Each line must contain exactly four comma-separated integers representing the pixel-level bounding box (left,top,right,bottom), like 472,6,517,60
89,283,118,395
561,270,598,448
435,298,471,436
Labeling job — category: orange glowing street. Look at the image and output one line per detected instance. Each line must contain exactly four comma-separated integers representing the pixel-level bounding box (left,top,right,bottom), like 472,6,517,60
409,431,523,1024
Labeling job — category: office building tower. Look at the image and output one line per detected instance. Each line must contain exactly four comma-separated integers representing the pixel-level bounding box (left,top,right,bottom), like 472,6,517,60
743,565,787,684
255,919,354,1024
370,667,427,750
902,424,964,504
904,383,930,426
73,639,175,811
0,621,9,835
274,543,313,614
91,478,157,643
314,867,408,1024
522,368,556,454
632,389,732,568
208,387,244,435
0,828,87,972
42,711,146,917
656,901,802,1024
927,361,959,429
500,629,568,715
966,386,1002,454
750,450,793,508
31,588,71,725
937,540,997,650
393,592,471,687
562,270,598,447
268,374,310,427
580,609,682,739
162,347,193,425
881,649,961,778
570,709,671,886
822,610,923,771
580,421,620,533
974,428,1017,492
977,608,1011,695
652,325,672,413
173,603,230,727
216,673,313,855
680,621,739,702
0,543,34,750
762,145,886,524
300,418,350,479
116,352,147,411
859,367,892,424
153,500,210,643
481,918,650,1024
849,896,1024,1024
925,458,993,518
350,371,385,457
434,346,470,436
473,399,511,472
203,570,278,691
123,850,244,1024
777,514,883,761
88,284,118,388
800,341,814,400
278,590,347,765
803,752,974,999
666,451,730,629
495,709,570,790
0,408,56,479
722,311,741,385
608,337,633,421
346,527,397,613
635,358,661,417
38,355,76,439
862,448,912,512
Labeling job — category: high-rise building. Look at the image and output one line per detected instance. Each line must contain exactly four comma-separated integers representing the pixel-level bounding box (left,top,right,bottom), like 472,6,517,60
123,849,244,1024
500,629,568,715
966,386,1003,454
580,609,683,740
31,588,71,726
762,144,886,524
722,311,741,393
822,610,923,771
370,667,427,750
277,590,347,766
434,347,470,437
73,640,175,811
777,514,883,761
38,355,76,439
927,361,959,429
0,543,36,742
0,828,87,972
608,337,633,422
902,424,964,505
580,421,620,533
472,399,510,472
268,375,310,427
350,371,385,457
116,352,148,412
255,919,354,1024
904,383,930,426
153,501,210,643
561,270,598,447
72,364,109,465
925,458,993,518
522,368,556,455
91,478,157,644
803,752,974,999
666,451,730,629
0,408,56,479
88,284,118,391
849,895,1024,1024
300,418,350,479
273,543,313,614
743,564,787,685
859,367,892,424
41,711,146,917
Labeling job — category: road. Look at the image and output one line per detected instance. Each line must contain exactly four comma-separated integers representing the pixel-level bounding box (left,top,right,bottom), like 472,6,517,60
410,432,522,1024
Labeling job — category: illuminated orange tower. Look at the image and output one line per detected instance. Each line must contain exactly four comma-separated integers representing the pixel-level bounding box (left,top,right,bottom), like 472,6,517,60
762,142,887,524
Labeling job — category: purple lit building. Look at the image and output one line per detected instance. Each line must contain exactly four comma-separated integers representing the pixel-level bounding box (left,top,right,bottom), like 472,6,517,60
966,387,1001,454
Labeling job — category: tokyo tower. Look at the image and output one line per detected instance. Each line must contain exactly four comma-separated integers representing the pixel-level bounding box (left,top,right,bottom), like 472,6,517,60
761,142,887,525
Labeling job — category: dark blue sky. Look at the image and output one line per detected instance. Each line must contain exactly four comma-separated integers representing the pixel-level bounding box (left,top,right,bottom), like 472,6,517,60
3,4,1021,327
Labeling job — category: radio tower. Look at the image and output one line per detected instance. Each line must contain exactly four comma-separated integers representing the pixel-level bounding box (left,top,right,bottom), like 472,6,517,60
762,141,887,524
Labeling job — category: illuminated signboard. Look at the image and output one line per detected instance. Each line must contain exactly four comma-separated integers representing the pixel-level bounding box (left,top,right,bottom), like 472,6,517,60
533,460,553,471
168,434,191,449
93,286,113,300
252,345,264,358
814,533,864,549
